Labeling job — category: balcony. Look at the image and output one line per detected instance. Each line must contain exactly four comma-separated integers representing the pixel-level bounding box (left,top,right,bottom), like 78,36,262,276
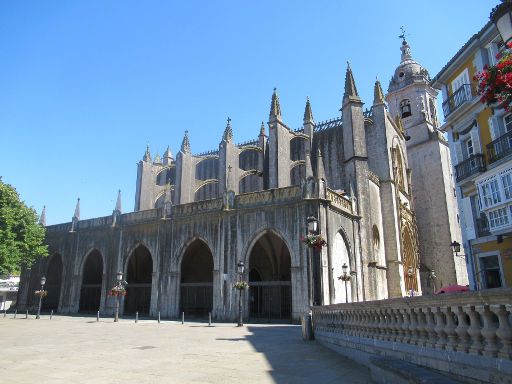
476,216,491,237
454,153,486,182
487,130,512,164
442,83,478,118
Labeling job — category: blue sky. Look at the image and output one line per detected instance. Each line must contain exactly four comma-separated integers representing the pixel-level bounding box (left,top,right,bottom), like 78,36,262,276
0,1,498,225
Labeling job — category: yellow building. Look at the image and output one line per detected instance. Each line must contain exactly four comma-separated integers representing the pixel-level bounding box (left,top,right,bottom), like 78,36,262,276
432,20,512,290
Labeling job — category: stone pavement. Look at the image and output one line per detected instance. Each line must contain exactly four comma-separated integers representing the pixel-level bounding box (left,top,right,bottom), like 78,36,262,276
0,314,373,384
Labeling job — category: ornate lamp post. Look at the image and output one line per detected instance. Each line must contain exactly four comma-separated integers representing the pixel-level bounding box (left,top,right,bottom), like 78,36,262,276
113,271,127,322
429,269,438,293
491,1,512,45
236,261,245,327
306,216,319,306
36,276,46,319
338,263,351,303
450,240,461,257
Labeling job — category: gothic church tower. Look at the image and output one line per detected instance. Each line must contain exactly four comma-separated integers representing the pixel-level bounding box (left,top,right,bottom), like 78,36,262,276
386,37,468,293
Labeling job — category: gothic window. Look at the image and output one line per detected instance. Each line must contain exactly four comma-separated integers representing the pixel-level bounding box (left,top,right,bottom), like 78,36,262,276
400,99,411,118
372,225,380,252
395,148,406,190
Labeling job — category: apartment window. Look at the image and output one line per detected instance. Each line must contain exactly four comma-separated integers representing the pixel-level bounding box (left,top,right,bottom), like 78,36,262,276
465,138,474,158
479,255,503,288
490,179,502,204
488,207,508,228
503,173,512,199
487,40,505,66
400,99,411,118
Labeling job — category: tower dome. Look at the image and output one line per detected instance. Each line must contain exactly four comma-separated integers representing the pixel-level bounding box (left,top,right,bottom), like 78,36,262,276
388,39,430,93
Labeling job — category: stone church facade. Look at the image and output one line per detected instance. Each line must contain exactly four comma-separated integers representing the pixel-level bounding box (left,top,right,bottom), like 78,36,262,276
17,40,466,322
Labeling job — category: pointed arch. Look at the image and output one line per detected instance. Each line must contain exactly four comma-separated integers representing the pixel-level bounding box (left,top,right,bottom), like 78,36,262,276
245,229,292,320
43,253,63,311
179,238,214,317
79,249,104,312
124,244,153,315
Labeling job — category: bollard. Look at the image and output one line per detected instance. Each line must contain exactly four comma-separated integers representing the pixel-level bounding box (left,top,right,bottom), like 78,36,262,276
14,309,17,319
97,311,100,322
209,312,211,326
50,310,53,320
3,308,6,317
158,311,161,324
135,311,138,323
26,309,28,319
182,311,184,325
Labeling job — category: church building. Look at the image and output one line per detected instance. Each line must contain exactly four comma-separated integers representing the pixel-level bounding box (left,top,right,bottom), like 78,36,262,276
17,39,466,322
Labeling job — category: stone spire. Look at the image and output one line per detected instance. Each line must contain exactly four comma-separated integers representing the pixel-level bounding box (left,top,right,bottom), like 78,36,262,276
373,78,385,105
269,88,282,121
316,147,326,180
114,190,122,213
223,117,233,142
303,97,314,123
181,131,191,153
143,145,151,162
73,198,80,221
39,206,46,226
153,153,162,164
259,121,266,136
344,62,360,99
163,145,173,165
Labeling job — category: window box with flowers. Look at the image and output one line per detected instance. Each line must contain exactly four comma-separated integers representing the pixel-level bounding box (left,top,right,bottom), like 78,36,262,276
475,42,512,111
108,286,126,297
301,234,327,249
233,281,249,290
34,289,48,298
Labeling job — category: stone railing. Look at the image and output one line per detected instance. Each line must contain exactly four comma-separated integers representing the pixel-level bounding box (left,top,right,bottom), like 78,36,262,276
311,289,512,382
77,215,113,229
45,222,72,233
237,186,301,208
119,208,163,225
326,188,352,214
172,198,223,217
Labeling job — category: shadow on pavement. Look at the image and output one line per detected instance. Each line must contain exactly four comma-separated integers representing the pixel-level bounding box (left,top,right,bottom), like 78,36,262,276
244,325,373,384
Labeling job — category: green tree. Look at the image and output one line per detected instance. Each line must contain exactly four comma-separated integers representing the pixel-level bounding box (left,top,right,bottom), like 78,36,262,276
0,179,48,275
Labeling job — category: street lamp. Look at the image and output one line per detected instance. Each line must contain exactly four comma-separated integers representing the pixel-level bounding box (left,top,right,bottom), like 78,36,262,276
237,261,245,327
491,1,512,45
338,263,351,303
306,216,318,306
36,276,46,319
114,271,126,323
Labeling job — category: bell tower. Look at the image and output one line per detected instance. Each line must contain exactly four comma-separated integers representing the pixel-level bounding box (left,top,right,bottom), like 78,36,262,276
385,32,468,293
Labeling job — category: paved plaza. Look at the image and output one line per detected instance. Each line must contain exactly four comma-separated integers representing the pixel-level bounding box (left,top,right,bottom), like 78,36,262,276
0,314,373,384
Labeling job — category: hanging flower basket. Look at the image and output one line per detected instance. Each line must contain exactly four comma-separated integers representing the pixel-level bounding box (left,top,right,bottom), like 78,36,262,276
474,42,512,111
108,286,126,297
301,234,327,249
234,281,249,290
34,290,47,298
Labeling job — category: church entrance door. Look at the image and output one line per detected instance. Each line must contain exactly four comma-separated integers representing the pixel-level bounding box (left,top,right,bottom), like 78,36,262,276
180,240,213,318
248,232,292,322
125,245,152,315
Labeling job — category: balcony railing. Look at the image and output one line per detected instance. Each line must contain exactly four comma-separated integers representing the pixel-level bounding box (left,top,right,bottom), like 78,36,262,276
442,83,478,118
476,216,491,237
454,153,486,182
487,130,512,164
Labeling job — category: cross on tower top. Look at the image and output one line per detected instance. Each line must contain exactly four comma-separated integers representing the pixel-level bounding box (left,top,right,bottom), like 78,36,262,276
399,26,409,43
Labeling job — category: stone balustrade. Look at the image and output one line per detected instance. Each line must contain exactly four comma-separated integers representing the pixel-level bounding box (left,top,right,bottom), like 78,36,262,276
312,289,512,383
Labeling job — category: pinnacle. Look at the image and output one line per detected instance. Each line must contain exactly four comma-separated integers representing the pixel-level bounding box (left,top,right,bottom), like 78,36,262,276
181,131,191,153
303,97,314,123
344,63,360,99
270,88,282,119
373,78,385,105
223,117,233,142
